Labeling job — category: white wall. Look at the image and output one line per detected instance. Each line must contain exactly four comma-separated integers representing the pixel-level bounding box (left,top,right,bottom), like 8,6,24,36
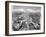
0,0,46,37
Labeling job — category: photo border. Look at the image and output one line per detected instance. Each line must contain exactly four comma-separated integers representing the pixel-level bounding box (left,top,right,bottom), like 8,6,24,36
5,1,45,36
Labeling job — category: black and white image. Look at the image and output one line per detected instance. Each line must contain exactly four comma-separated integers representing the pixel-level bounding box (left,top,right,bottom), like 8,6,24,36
12,6,41,31
5,1,45,36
